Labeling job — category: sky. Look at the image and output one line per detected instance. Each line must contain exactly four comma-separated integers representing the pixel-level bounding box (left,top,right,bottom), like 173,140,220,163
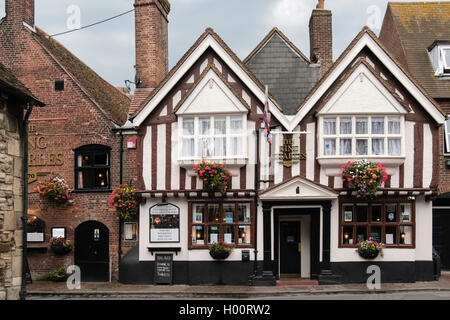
0,0,444,89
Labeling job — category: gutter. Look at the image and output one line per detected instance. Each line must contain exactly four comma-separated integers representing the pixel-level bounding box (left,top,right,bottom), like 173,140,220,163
20,103,33,300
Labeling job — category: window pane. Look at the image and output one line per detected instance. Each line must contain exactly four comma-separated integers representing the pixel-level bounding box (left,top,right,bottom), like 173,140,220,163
230,137,242,156
356,139,368,155
183,139,195,157
214,138,226,157
199,118,210,135
385,204,397,222
223,204,235,223
444,49,450,68
357,227,367,243
372,138,384,155
230,116,243,134
223,225,235,244
343,204,353,222
208,226,220,244
356,117,368,134
356,205,368,222
340,139,352,155
371,117,384,134
238,226,251,244
238,204,251,223
208,204,220,223
94,169,108,188
323,118,336,135
388,117,400,134
400,226,413,245
340,117,352,134
400,203,412,222
388,138,401,155
192,204,205,224
370,226,382,243
372,205,382,222
343,226,353,244
192,225,204,245
94,152,108,166
214,117,226,135
386,226,397,245
80,153,90,166
324,139,336,156
183,119,194,135
199,138,212,157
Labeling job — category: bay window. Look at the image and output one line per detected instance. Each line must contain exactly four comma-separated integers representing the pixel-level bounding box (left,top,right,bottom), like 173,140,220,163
321,115,403,157
179,115,246,160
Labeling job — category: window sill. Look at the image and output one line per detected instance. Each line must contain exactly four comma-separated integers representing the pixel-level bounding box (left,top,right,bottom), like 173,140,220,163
72,189,112,194
317,156,405,176
178,158,248,170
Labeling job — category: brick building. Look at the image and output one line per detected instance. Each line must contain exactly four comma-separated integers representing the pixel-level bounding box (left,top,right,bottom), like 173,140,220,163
0,62,43,300
0,0,136,281
379,2,450,270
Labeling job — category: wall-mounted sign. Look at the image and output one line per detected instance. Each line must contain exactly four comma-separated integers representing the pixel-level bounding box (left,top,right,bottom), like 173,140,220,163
51,227,66,239
150,203,180,243
28,135,64,167
28,171,50,184
278,139,306,168
127,139,137,149
154,254,173,284
27,215,45,243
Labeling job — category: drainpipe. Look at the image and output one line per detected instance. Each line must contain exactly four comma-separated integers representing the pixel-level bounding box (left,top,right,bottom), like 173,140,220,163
20,103,33,300
118,130,124,266
253,129,260,277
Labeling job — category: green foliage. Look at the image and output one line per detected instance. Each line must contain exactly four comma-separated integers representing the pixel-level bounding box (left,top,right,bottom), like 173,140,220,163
109,184,139,220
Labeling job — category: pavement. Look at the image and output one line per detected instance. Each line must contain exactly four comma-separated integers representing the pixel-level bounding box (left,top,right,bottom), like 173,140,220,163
25,271,450,299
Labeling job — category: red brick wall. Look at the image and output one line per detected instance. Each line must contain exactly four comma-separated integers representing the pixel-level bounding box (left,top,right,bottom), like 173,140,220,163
134,0,169,89
0,7,138,280
309,9,333,77
5,0,34,27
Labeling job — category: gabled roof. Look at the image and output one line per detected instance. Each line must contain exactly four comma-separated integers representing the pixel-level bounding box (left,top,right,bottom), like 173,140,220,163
0,62,44,106
173,64,250,114
130,28,290,129
31,27,130,126
290,27,445,131
381,2,450,99
244,28,320,115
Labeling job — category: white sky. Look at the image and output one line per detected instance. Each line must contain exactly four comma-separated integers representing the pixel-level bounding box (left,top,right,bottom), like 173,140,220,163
0,0,444,88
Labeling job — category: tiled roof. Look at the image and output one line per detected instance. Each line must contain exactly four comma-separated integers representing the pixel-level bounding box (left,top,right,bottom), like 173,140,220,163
32,27,130,125
245,28,320,115
385,2,450,99
0,62,43,106
130,27,284,119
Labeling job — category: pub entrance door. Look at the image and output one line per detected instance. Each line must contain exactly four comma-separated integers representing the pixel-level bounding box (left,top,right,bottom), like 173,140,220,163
279,221,301,278
75,221,109,281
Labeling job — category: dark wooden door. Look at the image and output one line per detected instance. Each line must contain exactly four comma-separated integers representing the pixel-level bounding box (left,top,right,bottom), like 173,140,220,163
280,221,301,275
75,221,109,281
433,209,450,270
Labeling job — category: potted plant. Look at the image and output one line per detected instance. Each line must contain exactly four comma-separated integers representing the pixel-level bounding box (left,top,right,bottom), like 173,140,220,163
34,176,72,204
49,237,73,255
356,237,384,259
109,184,138,221
209,240,233,260
340,160,388,198
193,161,231,195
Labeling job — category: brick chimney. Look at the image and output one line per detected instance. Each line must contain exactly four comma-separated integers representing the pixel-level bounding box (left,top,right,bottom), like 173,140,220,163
134,0,170,90
5,0,35,28
309,0,333,77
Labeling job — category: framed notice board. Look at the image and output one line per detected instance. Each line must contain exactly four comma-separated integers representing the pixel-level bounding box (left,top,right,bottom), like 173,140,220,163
154,254,173,284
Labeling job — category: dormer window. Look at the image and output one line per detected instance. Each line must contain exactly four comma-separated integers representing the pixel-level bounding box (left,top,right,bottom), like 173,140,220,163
428,41,450,76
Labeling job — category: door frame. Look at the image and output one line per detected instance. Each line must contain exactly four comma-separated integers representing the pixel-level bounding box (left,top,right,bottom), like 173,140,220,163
278,215,311,278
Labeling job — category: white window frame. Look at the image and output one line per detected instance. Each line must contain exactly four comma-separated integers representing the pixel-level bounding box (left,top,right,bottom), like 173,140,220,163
444,117,450,156
440,46,450,73
178,114,247,161
318,115,404,158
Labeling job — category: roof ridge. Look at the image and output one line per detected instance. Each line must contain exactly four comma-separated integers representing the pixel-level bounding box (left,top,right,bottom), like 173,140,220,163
243,27,310,64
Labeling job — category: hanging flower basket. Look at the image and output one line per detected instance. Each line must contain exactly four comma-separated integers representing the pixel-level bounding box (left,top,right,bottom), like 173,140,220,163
109,184,139,221
340,160,388,198
356,237,384,260
34,176,72,204
49,237,73,255
209,240,233,260
193,161,231,195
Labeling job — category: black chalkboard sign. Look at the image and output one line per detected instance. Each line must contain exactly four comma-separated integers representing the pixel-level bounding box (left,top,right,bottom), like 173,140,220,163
154,254,173,284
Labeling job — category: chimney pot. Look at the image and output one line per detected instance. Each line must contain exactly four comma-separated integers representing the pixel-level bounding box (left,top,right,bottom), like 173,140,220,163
317,0,325,9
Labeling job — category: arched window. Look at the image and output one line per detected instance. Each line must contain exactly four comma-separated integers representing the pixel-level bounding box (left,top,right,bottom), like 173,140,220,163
74,145,111,190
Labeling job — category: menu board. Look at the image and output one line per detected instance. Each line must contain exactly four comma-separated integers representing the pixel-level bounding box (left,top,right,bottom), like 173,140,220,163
150,203,180,243
154,254,173,284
